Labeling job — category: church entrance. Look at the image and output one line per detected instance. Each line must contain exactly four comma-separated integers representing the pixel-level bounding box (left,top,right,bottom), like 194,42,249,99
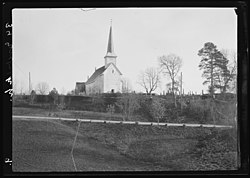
111,89,114,93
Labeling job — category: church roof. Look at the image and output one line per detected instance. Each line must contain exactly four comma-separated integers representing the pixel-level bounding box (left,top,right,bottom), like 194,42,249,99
86,66,106,84
86,63,122,84
76,82,85,84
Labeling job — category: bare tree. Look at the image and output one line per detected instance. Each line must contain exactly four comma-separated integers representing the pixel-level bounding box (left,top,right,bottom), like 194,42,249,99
13,78,27,95
165,80,180,94
220,49,237,93
121,77,132,93
67,89,76,96
17,80,25,95
159,54,182,107
138,67,161,95
158,54,182,94
13,78,19,95
116,93,140,121
36,82,50,95
150,97,166,124
60,87,66,95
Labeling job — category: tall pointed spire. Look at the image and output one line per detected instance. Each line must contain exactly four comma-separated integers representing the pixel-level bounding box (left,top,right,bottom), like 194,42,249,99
104,20,117,68
105,20,116,57
107,25,114,53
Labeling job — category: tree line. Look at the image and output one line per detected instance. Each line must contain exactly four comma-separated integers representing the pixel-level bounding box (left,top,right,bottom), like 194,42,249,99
14,42,237,99
137,42,237,97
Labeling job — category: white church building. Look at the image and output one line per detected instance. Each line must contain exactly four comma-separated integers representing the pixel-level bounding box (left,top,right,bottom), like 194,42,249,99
83,24,123,95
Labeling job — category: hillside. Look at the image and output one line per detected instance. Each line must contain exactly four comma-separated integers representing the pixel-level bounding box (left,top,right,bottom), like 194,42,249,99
13,116,238,171
13,119,162,171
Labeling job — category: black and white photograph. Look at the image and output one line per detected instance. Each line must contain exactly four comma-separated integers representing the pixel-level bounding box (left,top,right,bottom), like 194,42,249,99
3,5,247,173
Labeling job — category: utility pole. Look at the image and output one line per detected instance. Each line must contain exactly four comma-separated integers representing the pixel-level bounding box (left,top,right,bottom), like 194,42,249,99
29,72,31,94
180,72,183,111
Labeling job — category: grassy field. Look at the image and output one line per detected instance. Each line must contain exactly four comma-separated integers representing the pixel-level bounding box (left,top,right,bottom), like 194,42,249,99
12,107,238,172
13,119,162,171
13,107,124,121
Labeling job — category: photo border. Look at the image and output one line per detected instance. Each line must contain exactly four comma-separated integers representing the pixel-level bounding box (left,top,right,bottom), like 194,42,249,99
2,0,249,176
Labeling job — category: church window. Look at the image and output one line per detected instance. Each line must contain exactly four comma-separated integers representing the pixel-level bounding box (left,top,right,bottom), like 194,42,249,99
112,69,114,73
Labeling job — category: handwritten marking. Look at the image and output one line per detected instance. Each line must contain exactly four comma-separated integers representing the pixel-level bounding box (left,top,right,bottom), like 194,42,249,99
6,31,11,36
5,77,12,85
4,22,12,103
5,23,12,28
5,42,11,47
4,89,13,97
5,158,12,165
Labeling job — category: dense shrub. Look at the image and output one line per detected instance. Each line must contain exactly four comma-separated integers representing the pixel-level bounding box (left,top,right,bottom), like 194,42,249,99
164,102,180,122
48,88,59,105
181,99,211,124
92,95,105,112
29,90,36,104
181,98,237,125
212,99,237,126
136,96,153,121
150,97,166,123
35,95,49,103
136,95,180,122
115,93,141,121
75,122,237,170
13,93,237,126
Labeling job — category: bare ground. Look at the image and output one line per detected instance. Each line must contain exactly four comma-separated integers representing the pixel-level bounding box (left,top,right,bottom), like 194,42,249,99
12,119,169,172
12,107,238,172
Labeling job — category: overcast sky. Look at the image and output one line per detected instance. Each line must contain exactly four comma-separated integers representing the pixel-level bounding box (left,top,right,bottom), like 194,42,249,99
13,8,237,95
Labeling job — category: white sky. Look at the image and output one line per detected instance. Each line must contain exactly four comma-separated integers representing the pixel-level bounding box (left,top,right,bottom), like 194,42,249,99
12,8,237,94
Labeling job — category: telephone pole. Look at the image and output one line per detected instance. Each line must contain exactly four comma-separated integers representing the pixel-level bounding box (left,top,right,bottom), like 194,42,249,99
29,72,31,94
180,72,183,111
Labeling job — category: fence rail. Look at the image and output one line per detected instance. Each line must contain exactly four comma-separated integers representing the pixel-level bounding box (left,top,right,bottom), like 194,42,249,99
13,115,233,128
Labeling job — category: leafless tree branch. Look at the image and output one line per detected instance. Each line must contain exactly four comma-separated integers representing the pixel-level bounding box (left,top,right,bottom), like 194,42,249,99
36,82,50,95
138,67,161,95
158,54,182,93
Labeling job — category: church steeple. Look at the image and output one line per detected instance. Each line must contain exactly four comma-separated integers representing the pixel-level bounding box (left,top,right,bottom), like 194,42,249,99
107,26,115,54
105,21,117,68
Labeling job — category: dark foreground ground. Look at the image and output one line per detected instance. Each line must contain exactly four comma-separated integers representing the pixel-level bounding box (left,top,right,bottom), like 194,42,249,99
13,120,238,172
12,107,238,172
13,119,165,171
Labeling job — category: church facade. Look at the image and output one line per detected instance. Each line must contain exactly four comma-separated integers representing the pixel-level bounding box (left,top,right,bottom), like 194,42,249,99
77,24,122,95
